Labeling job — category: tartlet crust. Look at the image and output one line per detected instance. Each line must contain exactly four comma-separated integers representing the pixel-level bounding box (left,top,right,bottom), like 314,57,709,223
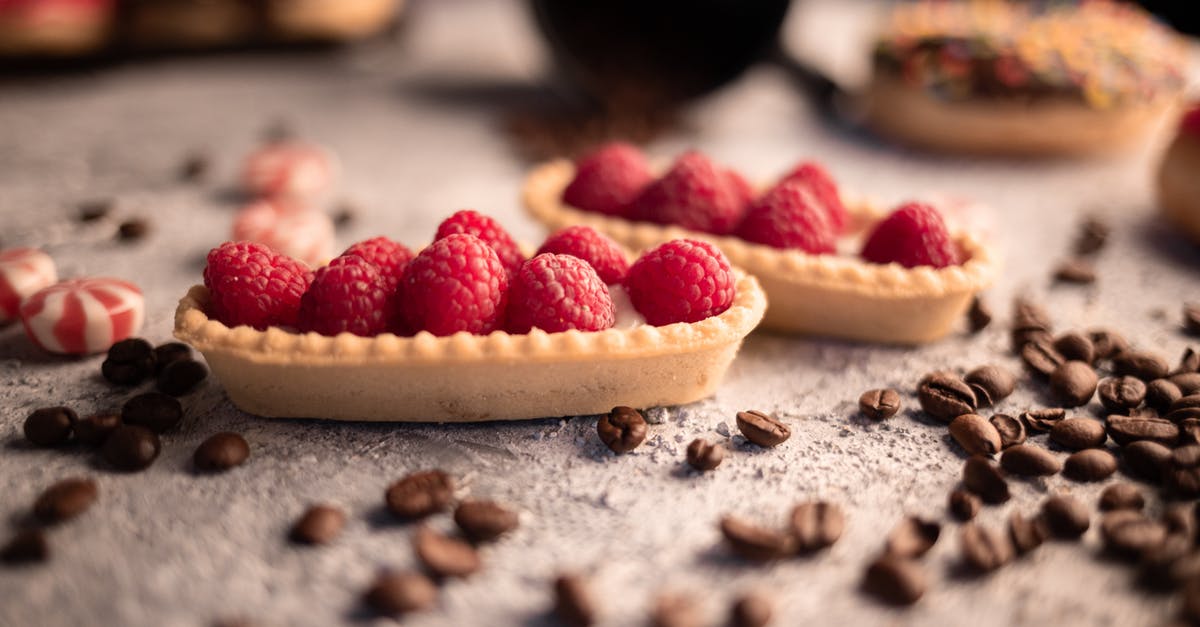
265,0,402,41
1157,132,1200,246
174,272,766,422
523,160,997,344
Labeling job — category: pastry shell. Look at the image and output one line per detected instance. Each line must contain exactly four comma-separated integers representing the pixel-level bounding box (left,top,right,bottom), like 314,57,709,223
173,273,766,422
523,160,997,344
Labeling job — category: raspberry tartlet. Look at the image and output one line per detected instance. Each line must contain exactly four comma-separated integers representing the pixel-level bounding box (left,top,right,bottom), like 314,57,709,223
174,219,765,422
523,145,996,344
1157,103,1200,246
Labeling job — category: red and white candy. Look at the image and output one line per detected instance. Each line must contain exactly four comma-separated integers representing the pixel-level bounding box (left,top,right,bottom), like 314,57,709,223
20,278,144,355
241,141,336,200
232,199,334,267
0,247,57,323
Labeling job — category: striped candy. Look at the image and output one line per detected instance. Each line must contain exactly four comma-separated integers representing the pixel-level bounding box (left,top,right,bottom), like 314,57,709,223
0,247,57,322
241,141,336,200
232,199,334,267
20,278,143,354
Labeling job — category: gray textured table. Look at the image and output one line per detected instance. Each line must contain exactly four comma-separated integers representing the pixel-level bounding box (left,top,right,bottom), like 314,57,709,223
3,1,1199,625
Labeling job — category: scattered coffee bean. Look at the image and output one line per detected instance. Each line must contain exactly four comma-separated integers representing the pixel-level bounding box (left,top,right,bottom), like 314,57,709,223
363,571,437,616
1050,418,1107,450
153,342,192,375
1186,303,1200,336
117,218,150,242
885,516,940,559
1,530,48,564
949,414,1002,456
385,470,454,520
1123,440,1173,484
989,414,1026,449
1168,395,1200,422
179,152,211,182
1147,380,1184,414
553,574,596,627
917,372,976,422
1040,495,1090,539
23,407,76,447
1101,510,1167,560
1170,446,1200,497
102,338,156,385
121,393,183,433
33,477,98,524
1138,534,1198,590
1162,505,1196,541
101,360,147,386
960,522,1012,572
454,500,518,543
1021,408,1066,433
290,504,345,545
1054,258,1096,284
735,410,791,447
1114,351,1170,381
1000,445,1061,477
1074,215,1110,255
1050,361,1098,407
964,365,1015,407
1054,332,1096,364
1021,339,1065,377
77,199,112,222
1089,328,1130,361
1063,449,1118,482
729,592,772,627
1012,297,1052,334
1011,327,1052,352
949,488,980,521
597,406,648,453
1180,418,1200,446
1008,512,1047,556
859,388,901,420
685,439,724,471
790,501,844,553
862,555,925,605
963,456,1010,503
968,297,992,333
720,515,794,561
157,359,208,396
1128,407,1161,419
1107,414,1179,447
1174,348,1199,375
73,413,121,447
1172,373,1200,396
101,425,161,472
650,592,701,627
413,526,481,578
1099,376,1147,412
1100,483,1145,512
193,432,250,472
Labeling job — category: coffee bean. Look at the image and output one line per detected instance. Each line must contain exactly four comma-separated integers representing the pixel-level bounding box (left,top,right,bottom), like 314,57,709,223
1063,449,1117,482
960,522,1012,572
1074,215,1110,255
1011,328,1052,353
1115,351,1170,381
1107,414,1179,447
1021,408,1065,433
1128,407,1161,419
1099,483,1145,512
362,571,437,616
650,592,701,627
73,413,120,447
117,218,150,242
1168,395,1200,422
453,500,518,543
964,365,1015,407
685,439,724,471
153,342,192,375
193,432,250,472
1099,377,1147,412
949,488,980,521
1054,258,1096,284
917,372,976,422
597,406,648,453
101,360,147,386
859,388,901,420
553,574,596,627
1186,303,1200,336
77,199,112,222
949,414,1002,456
1008,512,1047,556
1139,534,1198,590
1054,332,1096,364
989,414,1026,449
720,515,794,561
33,477,98,524
1170,446,1200,497
289,504,345,545
729,592,772,627
1000,445,1061,477
101,425,160,472
1050,418,1107,450
1172,373,1200,396
23,407,76,447
1123,440,1173,483
1182,576,1200,622
885,516,941,559
1050,361,1098,407
862,555,925,605
121,393,182,433
1040,495,1089,539
789,501,844,553
413,526,481,578
179,152,210,182
963,456,1010,503
385,470,454,520
1162,505,1196,542
1101,511,1167,560
1,530,48,564
1021,339,1065,377
157,359,208,396
967,297,992,333
1012,297,1052,333
1147,380,1184,414
1089,328,1130,361
102,338,156,385
1174,348,1200,375
735,410,791,447
1180,418,1200,446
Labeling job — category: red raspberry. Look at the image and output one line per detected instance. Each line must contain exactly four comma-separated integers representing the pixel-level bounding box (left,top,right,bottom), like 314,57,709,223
506,254,615,334
203,241,313,330
535,225,629,284
631,151,750,235
341,236,413,292
860,202,961,269
778,161,848,233
562,142,654,218
624,239,735,325
400,233,509,336
297,256,394,337
735,179,836,254
1181,103,1200,139
434,210,524,277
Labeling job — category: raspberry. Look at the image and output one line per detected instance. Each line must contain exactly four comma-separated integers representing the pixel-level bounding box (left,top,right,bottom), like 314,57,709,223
562,142,654,218
506,254,615,334
297,256,394,337
434,210,524,277
1181,103,1200,139
735,179,836,254
631,151,750,235
203,241,313,330
535,225,629,284
624,239,735,325
341,236,413,292
400,234,509,336
860,202,962,269
778,161,848,233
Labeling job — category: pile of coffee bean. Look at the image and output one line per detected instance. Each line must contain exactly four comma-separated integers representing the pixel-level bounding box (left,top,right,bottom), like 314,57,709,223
101,338,209,397
596,406,791,473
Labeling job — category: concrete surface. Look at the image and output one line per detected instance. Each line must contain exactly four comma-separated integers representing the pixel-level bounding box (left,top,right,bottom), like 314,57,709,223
2,1,1199,625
